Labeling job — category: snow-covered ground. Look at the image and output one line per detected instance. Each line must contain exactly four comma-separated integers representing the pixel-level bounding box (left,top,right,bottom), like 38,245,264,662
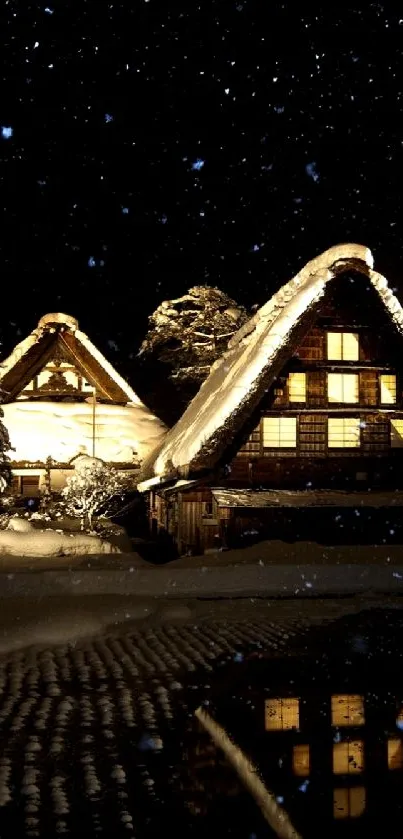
0,518,119,557
0,589,397,656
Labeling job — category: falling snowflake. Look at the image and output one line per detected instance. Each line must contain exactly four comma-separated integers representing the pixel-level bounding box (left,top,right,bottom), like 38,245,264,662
191,158,205,171
1,126,13,139
305,161,320,182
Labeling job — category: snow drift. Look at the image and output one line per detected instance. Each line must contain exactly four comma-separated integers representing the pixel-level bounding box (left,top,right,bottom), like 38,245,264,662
0,520,119,557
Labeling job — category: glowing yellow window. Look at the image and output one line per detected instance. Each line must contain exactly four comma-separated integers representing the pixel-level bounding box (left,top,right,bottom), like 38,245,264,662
333,741,364,774
328,418,360,448
292,744,310,776
262,417,297,448
288,373,306,403
391,419,403,448
331,695,365,727
380,374,396,404
265,698,299,731
388,738,403,770
328,373,358,403
333,786,366,819
327,332,359,361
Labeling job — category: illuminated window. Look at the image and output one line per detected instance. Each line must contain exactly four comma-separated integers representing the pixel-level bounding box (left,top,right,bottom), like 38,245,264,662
333,787,366,819
331,695,365,727
333,741,364,774
327,332,359,361
265,698,299,731
288,373,306,403
328,373,359,403
328,418,360,448
262,417,297,448
292,744,310,776
388,738,403,770
391,419,403,448
380,374,396,404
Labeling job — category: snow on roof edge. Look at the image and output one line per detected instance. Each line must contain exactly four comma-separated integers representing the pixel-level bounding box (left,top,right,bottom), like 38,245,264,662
140,243,403,482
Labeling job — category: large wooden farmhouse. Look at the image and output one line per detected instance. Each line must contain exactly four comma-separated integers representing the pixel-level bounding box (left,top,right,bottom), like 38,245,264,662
138,244,403,553
0,313,166,497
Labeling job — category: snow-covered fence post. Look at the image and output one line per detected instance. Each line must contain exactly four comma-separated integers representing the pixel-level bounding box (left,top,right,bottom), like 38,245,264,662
40,455,53,511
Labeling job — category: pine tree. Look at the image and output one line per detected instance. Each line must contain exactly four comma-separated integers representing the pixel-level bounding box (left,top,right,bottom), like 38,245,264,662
0,396,11,495
139,285,248,386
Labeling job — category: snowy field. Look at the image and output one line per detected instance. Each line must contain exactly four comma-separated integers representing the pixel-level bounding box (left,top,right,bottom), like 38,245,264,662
0,592,397,838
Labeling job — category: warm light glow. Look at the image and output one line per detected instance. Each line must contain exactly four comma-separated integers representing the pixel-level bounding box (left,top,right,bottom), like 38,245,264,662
2,401,165,464
388,738,403,770
288,372,306,402
262,417,297,448
391,419,403,448
292,744,310,776
380,374,396,404
333,787,366,819
333,741,364,774
265,698,299,731
328,417,360,448
327,373,359,403
327,332,359,361
331,695,365,727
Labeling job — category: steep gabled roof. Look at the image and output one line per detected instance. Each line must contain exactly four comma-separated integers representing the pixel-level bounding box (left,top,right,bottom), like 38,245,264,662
138,243,403,488
0,312,140,403
0,313,168,464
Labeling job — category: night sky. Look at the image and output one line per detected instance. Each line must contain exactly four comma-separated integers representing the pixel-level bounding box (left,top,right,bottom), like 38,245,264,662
1,2,402,387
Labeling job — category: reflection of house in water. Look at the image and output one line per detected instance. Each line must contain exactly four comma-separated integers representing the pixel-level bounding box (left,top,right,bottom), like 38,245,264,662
263,686,403,831
188,654,403,837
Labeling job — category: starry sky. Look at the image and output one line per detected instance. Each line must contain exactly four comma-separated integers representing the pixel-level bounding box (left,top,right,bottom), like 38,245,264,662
1,1,402,386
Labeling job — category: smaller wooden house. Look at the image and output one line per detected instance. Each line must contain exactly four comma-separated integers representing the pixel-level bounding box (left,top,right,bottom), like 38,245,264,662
138,243,403,554
0,313,166,496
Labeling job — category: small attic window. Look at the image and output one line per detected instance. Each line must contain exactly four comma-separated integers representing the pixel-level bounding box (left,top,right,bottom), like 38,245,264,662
327,332,359,361
288,372,306,403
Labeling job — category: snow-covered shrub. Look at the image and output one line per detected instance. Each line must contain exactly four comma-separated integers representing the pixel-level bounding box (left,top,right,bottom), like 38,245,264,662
61,456,132,530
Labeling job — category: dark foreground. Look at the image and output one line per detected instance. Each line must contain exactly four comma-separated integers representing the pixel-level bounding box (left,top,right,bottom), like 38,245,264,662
0,597,401,837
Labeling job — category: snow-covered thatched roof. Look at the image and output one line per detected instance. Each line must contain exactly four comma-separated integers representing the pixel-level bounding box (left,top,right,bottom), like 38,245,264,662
0,313,167,465
0,312,140,403
138,243,403,489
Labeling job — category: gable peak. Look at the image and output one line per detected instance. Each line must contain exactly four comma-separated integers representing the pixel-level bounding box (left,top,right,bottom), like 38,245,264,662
37,313,79,332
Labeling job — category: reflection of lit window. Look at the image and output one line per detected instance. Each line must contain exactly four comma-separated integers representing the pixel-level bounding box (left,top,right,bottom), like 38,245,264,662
265,698,299,731
333,787,366,819
327,332,359,361
333,741,364,774
331,695,365,727
262,417,297,448
388,738,403,770
328,373,359,403
391,420,403,448
380,374,396,404
288,373,306,403
328,418,360,448
292,744,310,776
